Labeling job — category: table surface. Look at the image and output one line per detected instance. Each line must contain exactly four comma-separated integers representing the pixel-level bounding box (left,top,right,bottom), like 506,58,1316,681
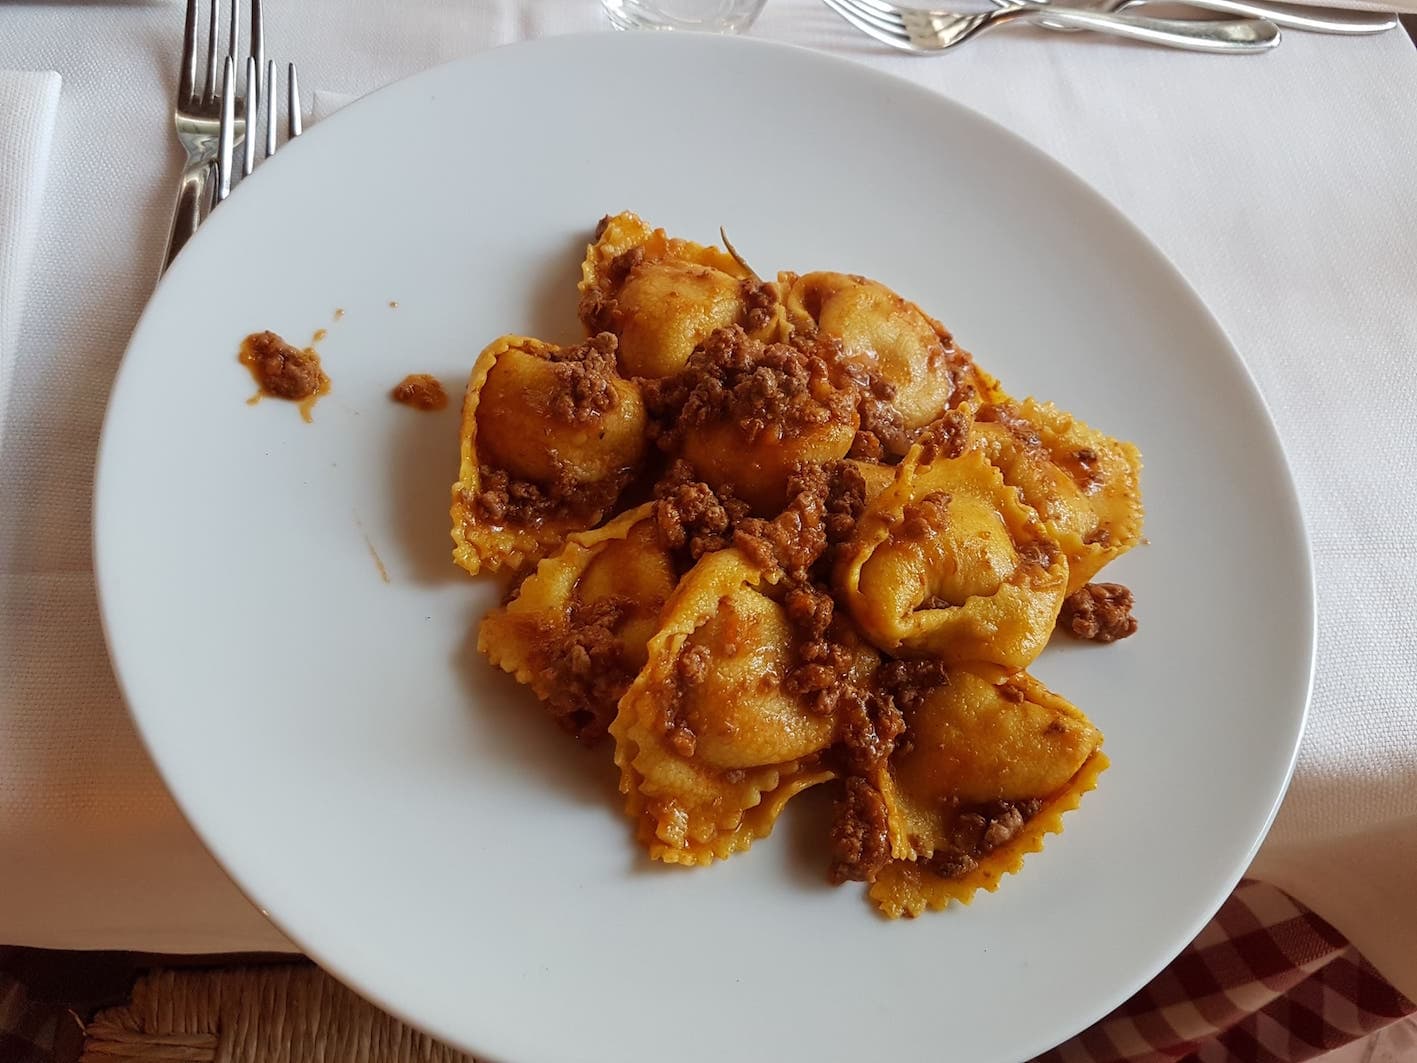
1,0,1416,978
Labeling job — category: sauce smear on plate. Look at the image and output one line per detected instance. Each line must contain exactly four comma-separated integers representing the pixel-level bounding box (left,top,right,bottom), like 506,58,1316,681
391,373,447,411
238,331,330,422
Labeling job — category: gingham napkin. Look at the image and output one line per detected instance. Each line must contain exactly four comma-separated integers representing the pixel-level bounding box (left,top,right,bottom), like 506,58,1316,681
0,71,61,449
1045,882,1415,1061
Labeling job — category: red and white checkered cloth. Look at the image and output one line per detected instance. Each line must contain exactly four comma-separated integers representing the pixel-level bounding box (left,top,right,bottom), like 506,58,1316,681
0,882,1411,1062
1039,880,1415,1062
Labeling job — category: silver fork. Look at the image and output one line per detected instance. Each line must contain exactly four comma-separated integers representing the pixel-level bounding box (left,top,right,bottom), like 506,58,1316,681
1002,0,1395,35
217,60,304,202
824,0,1281,52
162,0,265,271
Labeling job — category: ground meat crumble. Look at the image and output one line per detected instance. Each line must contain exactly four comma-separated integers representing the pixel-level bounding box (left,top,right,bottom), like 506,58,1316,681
577,240,644,335
651,460,752,567
877,658,952,718
732,460,867,582
656,643,713,758
544,333,621,424
578,288,618,336
390,373,447,411
829,777,892,886
1058,582,1137,643
741,278,779,333
915,409,971,464
536,597,637,742
644,326,856,451
849,375,913,462
239,330,327,401
782,584,858,717
827,686,907,884
899,491,952,541
470,460,623,529
924,797,1046,880
820,461,868,560
609,246,644,283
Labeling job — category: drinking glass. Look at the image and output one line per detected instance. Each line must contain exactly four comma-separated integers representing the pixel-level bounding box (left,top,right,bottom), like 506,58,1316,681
600,0,768,32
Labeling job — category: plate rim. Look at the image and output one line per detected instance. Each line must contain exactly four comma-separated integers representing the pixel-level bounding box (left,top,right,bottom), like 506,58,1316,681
93,29,1315,1062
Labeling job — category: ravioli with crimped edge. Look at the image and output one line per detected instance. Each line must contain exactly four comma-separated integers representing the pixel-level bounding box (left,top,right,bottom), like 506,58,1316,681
970,398,1143,593
478,503,676,742
579,211,785,380
823,663,1105,916
446,212,1141,919
781,270,1005,460
835,418,1069,672
450,333,648,575
610,547,868,864
866,667,1107,916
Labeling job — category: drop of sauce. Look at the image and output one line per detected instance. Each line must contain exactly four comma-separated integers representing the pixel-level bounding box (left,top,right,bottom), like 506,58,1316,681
238,331,330,423
391,373,448,412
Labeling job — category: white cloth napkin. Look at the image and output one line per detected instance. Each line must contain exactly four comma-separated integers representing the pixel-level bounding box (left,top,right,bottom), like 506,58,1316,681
0,71,60,450
0,0,1415,1005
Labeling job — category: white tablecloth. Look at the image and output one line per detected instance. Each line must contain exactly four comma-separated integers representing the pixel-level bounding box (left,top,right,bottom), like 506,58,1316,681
1,0,1415,997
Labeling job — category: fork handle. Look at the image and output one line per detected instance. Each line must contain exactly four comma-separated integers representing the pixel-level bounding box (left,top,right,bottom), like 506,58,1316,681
1112,0,1396,33
1004,4,1281,50
1013,0,1395,34
161,159,215,274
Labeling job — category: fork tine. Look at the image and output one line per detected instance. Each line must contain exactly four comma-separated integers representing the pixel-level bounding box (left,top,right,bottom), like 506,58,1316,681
287,63,303,139
823,0,915,45
835,0,911,34
265,59,278,157
228,0,240,60
217,56,236,201
178,0,198,107
243,57,257,176
250,0,265,109
202,0,219,105
842,0,911,19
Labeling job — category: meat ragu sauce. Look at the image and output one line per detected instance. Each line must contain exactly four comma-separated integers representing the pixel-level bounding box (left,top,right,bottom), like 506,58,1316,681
239,331,329,422
391,374,448,411
1058,582,1138,642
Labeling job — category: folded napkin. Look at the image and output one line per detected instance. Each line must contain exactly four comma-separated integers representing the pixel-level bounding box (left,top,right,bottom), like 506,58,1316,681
0,71,61,449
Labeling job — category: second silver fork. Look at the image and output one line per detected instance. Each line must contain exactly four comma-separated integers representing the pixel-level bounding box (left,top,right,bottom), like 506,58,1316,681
1007,0,1397,34
217,58,303,202
163,0,264,271
824,0,1280,52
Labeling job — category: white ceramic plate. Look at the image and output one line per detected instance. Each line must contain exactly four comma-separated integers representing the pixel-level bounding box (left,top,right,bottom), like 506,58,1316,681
95,32,1312,1063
